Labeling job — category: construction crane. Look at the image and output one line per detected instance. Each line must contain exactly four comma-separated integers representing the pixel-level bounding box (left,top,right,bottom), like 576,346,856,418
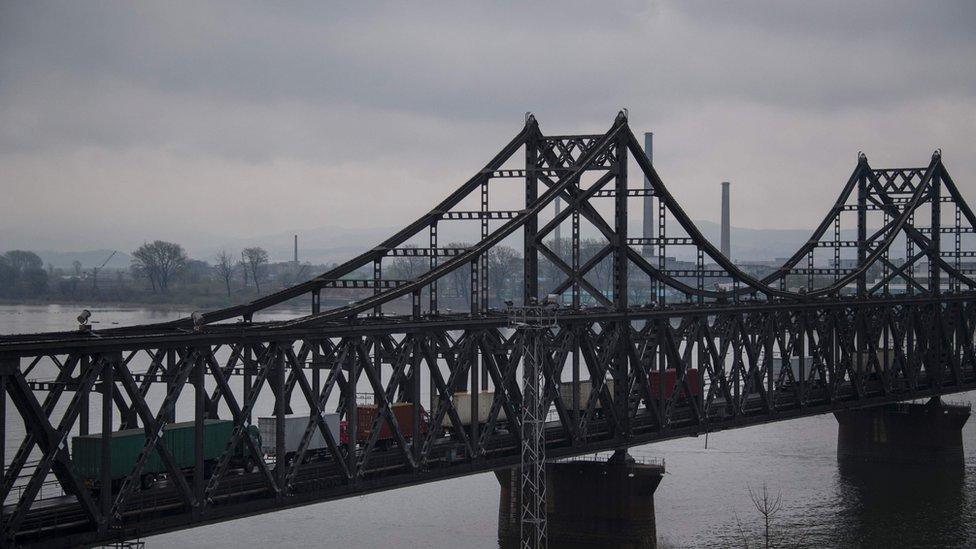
294,262,309,283
90,250,117,290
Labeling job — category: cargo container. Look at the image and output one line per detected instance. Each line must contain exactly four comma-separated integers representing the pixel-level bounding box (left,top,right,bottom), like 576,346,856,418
438,391,507,427
859,349,898,371
258,413,340,459
340,402,429,446
773,356,809,381
559,379,615,410
646,368,699,400
72,419,259,491
771,353,894,384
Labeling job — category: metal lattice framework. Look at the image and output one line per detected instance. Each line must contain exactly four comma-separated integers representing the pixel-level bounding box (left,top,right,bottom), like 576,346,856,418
1,112,975,548
510,304,557,549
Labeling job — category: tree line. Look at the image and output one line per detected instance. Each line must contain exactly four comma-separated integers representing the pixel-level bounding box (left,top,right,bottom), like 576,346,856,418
129,241,273,296
1,236,684,308
0,241,306,307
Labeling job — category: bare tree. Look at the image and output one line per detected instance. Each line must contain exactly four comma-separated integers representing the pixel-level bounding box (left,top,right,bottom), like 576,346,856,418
445,242,471,300
488,245,521,305
239,252,249,288
746,483,783,549
130,262,154,292
581,238,612,295
131,240,187,293
214,250,236,296
537,238,562,294
242,247,269,293
388,244,427,280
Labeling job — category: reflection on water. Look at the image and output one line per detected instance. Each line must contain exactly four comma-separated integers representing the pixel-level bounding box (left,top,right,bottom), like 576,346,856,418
834,461,971,549
515,460,975,549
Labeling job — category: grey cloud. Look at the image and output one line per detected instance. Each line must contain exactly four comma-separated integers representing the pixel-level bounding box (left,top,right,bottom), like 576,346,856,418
7,2,970,123
0,1,973,248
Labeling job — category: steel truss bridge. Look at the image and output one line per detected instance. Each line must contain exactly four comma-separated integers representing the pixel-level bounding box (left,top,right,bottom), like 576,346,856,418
2,112,976,548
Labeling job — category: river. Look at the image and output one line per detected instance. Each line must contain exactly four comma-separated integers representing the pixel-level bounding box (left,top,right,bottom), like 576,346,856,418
1,304,974,548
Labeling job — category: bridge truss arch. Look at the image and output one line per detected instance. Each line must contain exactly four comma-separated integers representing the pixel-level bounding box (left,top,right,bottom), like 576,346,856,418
1,114,975,548
73,111,976,334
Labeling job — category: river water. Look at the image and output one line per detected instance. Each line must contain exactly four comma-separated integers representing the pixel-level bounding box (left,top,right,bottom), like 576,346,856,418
2,304,974,548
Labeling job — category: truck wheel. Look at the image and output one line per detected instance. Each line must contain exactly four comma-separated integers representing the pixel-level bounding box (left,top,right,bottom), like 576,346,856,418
140,473,157,490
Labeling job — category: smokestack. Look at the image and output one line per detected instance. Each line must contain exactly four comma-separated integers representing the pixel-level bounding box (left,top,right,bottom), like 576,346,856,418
721,182,731,258
642,132,654,257
294,234,298,263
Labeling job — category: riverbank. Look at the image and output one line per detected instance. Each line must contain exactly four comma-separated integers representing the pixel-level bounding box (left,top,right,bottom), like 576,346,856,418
0,293,306,312
0,297,198,310
0,303,313,335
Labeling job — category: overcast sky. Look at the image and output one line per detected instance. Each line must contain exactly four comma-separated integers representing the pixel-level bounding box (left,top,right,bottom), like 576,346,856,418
2,1,975,253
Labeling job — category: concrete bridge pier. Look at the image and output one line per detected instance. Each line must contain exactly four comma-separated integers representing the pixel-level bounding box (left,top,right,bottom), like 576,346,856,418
835,397,971,464
496,450,665,549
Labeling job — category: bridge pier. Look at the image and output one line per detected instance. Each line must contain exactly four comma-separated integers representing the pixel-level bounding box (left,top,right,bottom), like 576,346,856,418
835,397,971,464
496,450,665,549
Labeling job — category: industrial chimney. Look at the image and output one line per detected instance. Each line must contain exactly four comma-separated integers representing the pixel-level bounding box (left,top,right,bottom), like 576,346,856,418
294,234,298,264
642,132,654,257
720,182,731,258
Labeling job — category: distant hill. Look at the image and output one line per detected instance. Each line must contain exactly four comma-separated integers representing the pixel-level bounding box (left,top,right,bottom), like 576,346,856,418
200,221,828,265
18,220,886,270
192,221,834,265
691,220,815,262
191,225,403,265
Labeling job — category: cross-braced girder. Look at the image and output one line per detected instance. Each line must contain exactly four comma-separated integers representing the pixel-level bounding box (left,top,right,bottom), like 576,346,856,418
1,295,976,547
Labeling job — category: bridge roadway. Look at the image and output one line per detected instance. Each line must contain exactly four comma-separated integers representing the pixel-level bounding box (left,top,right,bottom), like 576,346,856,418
11,379,976,548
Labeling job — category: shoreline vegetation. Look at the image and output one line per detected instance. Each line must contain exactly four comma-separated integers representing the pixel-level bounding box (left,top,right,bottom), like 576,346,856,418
0,238,528,323
2,237,876,318
0,239,574,317
0,243,349,314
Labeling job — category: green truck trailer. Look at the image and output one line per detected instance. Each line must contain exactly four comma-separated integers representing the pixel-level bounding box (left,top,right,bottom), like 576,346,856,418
72,419,261,491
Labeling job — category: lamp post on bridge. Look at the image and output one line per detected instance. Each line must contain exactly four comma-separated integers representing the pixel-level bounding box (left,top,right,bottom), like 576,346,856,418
508,297,558,549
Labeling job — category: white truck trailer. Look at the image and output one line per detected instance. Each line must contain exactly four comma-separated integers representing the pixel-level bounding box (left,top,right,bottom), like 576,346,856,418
259,413,340,458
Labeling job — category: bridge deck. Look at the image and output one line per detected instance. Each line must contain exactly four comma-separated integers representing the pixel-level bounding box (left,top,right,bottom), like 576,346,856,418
7,374,975,549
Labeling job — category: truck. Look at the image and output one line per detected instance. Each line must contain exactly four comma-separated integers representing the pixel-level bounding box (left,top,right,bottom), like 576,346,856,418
438,391,507,427
258,413,341,462
340,402,429,448
559,379,615,411
647,368,699,401
72,419,260,493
